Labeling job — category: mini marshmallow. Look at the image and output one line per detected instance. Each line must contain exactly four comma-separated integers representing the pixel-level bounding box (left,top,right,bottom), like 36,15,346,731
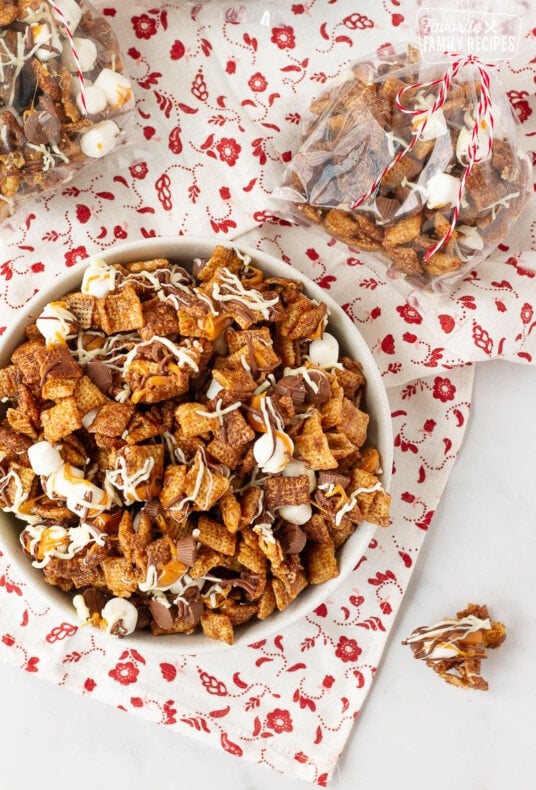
72,594,91,624
425,172,461,209
278,503,312,526
81,258,116,297
66,480,108,516
28,441,63,476
50,0,83,33
253,432,293,474
456,125,491,165
413,108,448,142
76,85,107,116
31,23,62,63
458,225,484,251
282,458,316,492
36,301,77,344
46,463,84,500
62,36,98,72
206,377,223,400
101,597,139,636
93,68,133,110
80,120,120,158
81,408,99,430
309,332,339,368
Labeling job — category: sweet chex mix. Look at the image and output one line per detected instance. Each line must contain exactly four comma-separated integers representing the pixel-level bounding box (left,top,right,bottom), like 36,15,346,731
0,0,134,222
279,46,531,288
402,603,506,690
0,245,390,643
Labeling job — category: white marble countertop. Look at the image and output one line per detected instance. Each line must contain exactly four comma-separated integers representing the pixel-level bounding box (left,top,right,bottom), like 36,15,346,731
1,358,535,790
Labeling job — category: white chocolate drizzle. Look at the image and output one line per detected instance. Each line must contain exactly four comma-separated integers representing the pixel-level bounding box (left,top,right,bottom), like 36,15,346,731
22,522,107,569
210,267,279,319
334,481,383,526
403,614,492,660
105,455,155,504
123,336,201,374
195,400,241,424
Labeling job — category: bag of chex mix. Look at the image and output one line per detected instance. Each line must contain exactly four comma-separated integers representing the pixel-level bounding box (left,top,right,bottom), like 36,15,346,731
275,8,533,301
0,0,135,227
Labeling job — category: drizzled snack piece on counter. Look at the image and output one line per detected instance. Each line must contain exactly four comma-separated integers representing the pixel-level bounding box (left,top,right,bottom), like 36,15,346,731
402,603,506,690
277,46,532,291
0,0,134,223
0,245,391,643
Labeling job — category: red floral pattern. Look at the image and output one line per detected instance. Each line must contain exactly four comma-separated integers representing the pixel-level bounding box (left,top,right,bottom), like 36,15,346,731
335,636,363,663
129,161,149,180
132,13,157,40
0,1,534,784
248,72,268,92
432,377,457,403
216,137,242,166
266,708,294,733
271,25,296,50
108,661,140,686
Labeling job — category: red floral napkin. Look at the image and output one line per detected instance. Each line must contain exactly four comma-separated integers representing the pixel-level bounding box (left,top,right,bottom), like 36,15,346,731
0,2,534,784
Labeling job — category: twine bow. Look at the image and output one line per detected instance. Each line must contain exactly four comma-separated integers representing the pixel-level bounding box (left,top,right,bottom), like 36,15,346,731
47,1,88,116
351,53,495,262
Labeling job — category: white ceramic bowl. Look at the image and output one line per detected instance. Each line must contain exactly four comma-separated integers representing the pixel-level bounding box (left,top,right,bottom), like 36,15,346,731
0,237,393,654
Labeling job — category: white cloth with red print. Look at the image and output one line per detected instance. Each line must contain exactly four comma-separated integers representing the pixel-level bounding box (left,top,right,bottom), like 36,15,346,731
0,2,534,784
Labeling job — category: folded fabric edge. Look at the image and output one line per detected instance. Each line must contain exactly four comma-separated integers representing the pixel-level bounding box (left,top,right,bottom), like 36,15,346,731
0,366,475,786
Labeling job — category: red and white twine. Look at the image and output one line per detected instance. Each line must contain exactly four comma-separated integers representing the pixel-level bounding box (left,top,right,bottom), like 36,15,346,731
351,54,495,262
47,1,88,116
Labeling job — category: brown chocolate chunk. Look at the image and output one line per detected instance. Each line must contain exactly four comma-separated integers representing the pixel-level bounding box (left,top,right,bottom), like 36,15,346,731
192,257,208,278
317,471,351,489
86,359,114,394
375,196,401,225
24,109,62,146
41,346,82,384
176,599,204,626
149,599,176,630
274,374,307,404
278,523,307,555
230,572,264,598
176,536,198,566
142,500,163,520
304,370,331,405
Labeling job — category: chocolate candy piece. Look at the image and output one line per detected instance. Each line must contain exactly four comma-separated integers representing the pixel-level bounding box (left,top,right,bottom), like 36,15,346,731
86,359,113,394
149,598,176,630
303,370,331,405
176,536,198,566
24,106,62,146
275,374,307,404
278,523,307,555
13,63,37,115
317,471,351,489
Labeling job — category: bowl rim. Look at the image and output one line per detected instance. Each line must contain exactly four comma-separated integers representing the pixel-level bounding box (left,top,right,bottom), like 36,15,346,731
0,236,393,655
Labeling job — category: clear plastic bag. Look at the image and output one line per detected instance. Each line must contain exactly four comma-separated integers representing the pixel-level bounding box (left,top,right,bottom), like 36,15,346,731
275,44,532,295
184,1,281,25
0,0,135,224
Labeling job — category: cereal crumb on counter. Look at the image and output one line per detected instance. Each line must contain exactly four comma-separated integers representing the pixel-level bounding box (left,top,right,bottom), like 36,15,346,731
402,602,506,690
